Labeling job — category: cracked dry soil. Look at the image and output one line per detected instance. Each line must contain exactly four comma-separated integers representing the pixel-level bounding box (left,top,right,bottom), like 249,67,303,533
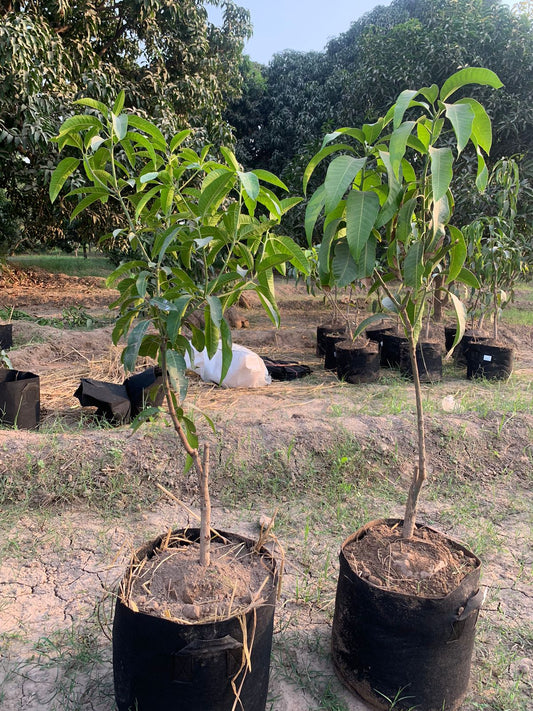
0,267,532,710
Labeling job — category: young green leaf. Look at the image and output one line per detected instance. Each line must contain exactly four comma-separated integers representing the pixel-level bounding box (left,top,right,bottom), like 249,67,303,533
49,157,80,203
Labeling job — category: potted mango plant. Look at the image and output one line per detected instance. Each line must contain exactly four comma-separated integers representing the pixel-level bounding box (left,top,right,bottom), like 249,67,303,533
462,157,529,379
50,93,308,711
304,68,502,710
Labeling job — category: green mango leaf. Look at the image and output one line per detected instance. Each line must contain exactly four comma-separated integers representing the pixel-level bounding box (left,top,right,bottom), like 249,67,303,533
206,295,223,327
123,320,151,372
219,318,233,384
69,191,107,220
74,98,109,116
475,148,489,192
389,121,415,178
445,102,475,154
403,241,424,289
440,67,503,101
446,292,467,356
166,350,188,403
325,155,366,212
303,143,353,195
395,198,417,244
272,235,310,275
58,114,102,135
127,115,167,150
345,191,380,263
238,171,260,201
332,240,357,287
351,313,393,339
429,146,453,203
204,306,220,359
447,226,467,282
252,169,288,191
305,184,326,246
220,146,240,171
112,113,128,141
393,90,419,129
455,267,481,289
169,129,192,152
456,98,492,153
49,157,80,203
418,84,439,104
198,170,234,216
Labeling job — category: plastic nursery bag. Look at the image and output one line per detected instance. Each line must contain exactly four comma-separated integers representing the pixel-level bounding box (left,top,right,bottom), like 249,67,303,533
185,343,271,388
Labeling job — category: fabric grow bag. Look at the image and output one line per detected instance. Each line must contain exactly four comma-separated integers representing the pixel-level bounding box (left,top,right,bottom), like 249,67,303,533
323,333,347,371
332,518,482,711
123,367,164,416
365,324,393,345
113,528,278,711
335,340,380,384
379,333,408,368
0,324,13,350
262,358,311,381
466,341,513,381
75,367,164,423
316,323,346,357
447,329,486,367
0,369,40,429
399,341,442,382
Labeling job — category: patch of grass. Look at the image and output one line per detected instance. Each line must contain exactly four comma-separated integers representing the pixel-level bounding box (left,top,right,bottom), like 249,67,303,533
0,618,114,711
471,619,533,711
269,628,350,711
8,253,114,278
0,304,114,330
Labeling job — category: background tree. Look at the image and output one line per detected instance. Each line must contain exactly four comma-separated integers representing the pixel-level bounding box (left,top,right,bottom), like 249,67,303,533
227,0,532,243
0,0,251,254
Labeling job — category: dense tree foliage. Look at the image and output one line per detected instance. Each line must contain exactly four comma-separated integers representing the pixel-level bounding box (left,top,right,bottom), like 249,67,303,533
228,0,532,241
0,0,251,251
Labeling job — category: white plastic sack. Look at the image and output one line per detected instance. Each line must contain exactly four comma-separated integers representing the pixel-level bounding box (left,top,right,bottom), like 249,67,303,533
184,342,271,388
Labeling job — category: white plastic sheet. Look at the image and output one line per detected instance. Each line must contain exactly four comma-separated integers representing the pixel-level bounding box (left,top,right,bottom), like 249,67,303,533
185,342,271,388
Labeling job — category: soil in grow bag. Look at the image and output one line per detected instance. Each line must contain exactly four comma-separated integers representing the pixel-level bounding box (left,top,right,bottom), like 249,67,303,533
113,528,278,711
0,369,40,429
379,331,408,368
323,332,347,371
335,339,380,384
399,340,442,382
466,340,513,381
332,518,482,711
0,324,13,350
316,322,346,357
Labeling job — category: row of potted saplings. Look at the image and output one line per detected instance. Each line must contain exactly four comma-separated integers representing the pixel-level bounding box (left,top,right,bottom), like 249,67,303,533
317,320,514,383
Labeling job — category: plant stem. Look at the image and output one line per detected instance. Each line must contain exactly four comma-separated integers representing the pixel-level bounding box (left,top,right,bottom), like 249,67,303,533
402,329,427,539
200,444,211,567
162,365,211,566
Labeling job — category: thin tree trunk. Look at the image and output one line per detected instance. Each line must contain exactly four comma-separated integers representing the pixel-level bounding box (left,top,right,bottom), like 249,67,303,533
402,330,427,539
199,444,211,567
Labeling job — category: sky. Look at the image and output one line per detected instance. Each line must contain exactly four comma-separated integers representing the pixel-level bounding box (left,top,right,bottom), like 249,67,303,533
209,0,515,65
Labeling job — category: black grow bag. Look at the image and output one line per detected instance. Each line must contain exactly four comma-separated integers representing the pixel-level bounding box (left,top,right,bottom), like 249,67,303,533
365,324,393,345
316,323,346,357
74,367,163,424
447,329,486,367
466,341,513,381
323,332,347,371
332,518,482,711
336,340,380,384
113,528,278,711
0,324,13,350
0,369,40,429
379,332,408,368
399,341,442,383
